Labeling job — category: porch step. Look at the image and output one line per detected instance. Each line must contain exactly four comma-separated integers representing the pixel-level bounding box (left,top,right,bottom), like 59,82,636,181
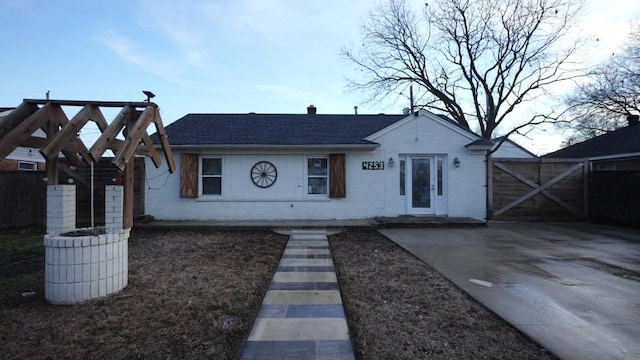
372,216,487,228
134,219,374,231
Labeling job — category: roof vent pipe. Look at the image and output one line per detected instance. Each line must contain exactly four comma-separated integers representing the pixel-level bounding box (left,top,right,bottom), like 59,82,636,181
307,105,317,115
627,114,639,126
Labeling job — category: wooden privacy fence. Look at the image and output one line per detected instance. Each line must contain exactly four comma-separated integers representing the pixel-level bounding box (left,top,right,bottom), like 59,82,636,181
489,158,588,221
589,171,640,228
57,157,146,226
0,158,145,230
0,171,46,229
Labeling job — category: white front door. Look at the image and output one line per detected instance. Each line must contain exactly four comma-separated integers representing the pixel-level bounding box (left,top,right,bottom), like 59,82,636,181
406,156,447,215
407,157,435,214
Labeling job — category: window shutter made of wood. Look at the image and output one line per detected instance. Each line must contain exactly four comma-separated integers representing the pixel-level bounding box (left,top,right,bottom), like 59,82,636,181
329,153,346,198
180,153,198,198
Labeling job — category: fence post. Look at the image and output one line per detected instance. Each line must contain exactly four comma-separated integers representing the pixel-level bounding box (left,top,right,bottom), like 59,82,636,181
583,160,590,221
486,154,493,219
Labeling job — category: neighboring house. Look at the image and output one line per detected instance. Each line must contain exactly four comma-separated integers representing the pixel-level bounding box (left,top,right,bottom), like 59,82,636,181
433,115,534,158
543,115,640,170
0,108,46,171
491,137,536,158
146,106,493,221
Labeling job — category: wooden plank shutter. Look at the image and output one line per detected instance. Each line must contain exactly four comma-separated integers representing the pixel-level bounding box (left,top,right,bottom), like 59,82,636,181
180,153,198,198
329,153,346,198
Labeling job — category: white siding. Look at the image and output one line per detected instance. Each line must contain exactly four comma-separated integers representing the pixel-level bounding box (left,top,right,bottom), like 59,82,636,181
369,113,487,220
492,140,534,158
6,147,46,163
145,113,488,221
5,129,47,163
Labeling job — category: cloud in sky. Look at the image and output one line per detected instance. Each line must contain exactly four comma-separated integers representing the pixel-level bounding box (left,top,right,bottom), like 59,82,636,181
94,1,373,92
101,1,365,116
97,29,187,85
2,0,638,154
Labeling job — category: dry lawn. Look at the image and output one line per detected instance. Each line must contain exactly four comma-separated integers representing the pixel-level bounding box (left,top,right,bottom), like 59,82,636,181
329,229,556,360
0,229,287,359
3,227,557,360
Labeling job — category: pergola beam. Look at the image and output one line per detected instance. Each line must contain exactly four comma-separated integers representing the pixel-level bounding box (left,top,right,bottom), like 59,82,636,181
152,107,176,173
0,101,39,139
19,136,48,148
0,103,52,159
90,106,110,132
141,133,162,168
40,104,93,163
90,106,130,162
24,99,154,108
112,106,155,171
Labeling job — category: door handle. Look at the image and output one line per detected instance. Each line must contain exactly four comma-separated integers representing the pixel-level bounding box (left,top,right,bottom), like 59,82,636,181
430,185,435,190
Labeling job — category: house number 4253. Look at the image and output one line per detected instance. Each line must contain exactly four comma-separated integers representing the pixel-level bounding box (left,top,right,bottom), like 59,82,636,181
362,161,385,170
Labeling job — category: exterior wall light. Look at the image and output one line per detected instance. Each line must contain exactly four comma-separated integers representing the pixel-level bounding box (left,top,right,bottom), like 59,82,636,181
388,157,395,167
453,157,461,168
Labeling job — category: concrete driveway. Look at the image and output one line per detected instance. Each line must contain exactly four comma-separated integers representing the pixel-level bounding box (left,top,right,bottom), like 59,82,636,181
380,222,640,360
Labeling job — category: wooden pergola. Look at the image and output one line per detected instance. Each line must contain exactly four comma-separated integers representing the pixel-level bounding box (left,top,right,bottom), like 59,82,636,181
0,98,176,228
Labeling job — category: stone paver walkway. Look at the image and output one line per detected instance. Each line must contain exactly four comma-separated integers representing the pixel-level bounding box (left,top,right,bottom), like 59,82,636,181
240,230,355,360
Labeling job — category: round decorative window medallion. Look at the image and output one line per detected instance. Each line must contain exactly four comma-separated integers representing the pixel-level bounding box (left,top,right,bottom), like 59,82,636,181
250,161,277,188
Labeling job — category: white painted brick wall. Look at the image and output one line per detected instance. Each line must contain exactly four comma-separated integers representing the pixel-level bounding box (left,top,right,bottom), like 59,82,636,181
105,186,124,233
145,151,390,220
44,231,129,305
46,185,76,234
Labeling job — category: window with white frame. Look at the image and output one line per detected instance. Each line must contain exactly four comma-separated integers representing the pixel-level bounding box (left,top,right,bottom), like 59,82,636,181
201,157,222,195
18,161,37,171
307,157,328,195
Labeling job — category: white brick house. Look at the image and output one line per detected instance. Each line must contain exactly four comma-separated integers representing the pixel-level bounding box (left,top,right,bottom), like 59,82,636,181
145,107,493,221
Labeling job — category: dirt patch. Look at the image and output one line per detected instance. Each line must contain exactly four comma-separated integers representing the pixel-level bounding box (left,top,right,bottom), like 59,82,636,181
329,229,555,360
0,229,287,359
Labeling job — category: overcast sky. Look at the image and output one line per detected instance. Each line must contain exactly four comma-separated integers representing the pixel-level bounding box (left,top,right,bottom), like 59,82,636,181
1,0,638,154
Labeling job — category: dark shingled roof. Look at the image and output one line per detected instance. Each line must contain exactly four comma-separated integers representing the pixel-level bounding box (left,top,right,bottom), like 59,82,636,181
152,113,407,146
543,124,640,158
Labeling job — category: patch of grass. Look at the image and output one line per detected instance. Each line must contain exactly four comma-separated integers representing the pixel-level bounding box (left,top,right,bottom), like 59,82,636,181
0,230,44,261
0,229,45,302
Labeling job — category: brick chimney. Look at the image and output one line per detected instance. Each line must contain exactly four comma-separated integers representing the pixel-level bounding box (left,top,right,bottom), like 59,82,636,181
307,105,317,115
627,114,639,126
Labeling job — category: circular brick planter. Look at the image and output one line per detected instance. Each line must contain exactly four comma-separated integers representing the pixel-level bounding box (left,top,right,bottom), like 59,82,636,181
44,229,130,304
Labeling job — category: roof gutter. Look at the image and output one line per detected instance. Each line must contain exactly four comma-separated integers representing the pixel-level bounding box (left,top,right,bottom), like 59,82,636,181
584,151,640,161
156,143,381,151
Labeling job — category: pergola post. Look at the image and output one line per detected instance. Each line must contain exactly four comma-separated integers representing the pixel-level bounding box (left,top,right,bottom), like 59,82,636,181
45,115,59,185
123,159,135,229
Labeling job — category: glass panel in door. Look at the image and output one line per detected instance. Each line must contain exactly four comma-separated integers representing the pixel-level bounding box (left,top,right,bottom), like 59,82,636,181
412,158,431,208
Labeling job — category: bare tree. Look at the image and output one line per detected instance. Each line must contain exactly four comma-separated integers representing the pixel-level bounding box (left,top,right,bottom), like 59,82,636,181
343,0,586,143
561,24,640,143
